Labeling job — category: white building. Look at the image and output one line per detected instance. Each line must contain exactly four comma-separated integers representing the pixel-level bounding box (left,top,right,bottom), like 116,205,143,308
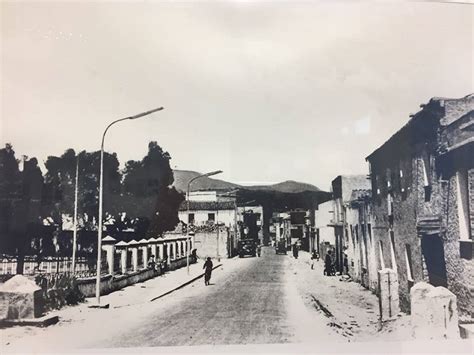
178,190,237,227
315,200,335,246
178,200,236,227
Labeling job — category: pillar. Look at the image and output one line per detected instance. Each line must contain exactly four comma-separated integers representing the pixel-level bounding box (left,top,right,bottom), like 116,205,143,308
172,242,176,259
150,243,157,260
120,249,127,274
141,245,148,268
158,243,164,261
131,246,138,272
101,236,116,275
166,243,171,265
378,268,400,321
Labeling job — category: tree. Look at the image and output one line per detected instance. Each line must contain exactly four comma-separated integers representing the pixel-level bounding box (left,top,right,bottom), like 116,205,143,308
42,149,122,259
122,141,184,235
0,144,44,273
0,143,21,255
43,149,122,230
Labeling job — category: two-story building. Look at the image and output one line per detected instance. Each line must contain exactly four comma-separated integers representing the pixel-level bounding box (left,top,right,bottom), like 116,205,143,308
328,175,371,274
366,94,473,319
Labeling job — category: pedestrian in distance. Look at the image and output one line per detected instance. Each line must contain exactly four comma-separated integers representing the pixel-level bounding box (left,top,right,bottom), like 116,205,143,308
257,244,261,257
292,243,299,259
310,250,318,270
203,257,213,286
343,253,349,275
324,250,333,276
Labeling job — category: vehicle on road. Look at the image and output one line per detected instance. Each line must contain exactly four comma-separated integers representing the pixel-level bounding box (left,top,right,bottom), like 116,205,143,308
238,239,257,258
275,240,287,255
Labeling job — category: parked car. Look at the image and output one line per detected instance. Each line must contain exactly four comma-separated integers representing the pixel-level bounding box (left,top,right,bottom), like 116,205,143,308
275,240,287,255
238,239,257,258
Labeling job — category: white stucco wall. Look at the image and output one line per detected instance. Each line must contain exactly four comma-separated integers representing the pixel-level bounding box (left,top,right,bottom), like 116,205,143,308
315,201,335,245
179,209,235,226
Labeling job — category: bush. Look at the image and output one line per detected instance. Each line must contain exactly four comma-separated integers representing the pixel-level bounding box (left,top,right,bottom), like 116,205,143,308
34,273,85,312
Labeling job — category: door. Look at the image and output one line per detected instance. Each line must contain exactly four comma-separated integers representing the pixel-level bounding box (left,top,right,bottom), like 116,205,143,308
421,235,448,288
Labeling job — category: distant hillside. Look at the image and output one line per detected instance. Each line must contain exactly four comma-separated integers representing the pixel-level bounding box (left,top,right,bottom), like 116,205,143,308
172,170,321,194
244,180,321,193
172,170,239,193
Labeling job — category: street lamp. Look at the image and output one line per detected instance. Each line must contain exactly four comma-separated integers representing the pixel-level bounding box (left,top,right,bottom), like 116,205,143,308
94,107,164,306
186,170,223,275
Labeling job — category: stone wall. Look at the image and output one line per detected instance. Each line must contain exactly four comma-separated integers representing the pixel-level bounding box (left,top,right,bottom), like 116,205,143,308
369,96,474,318
193,229,229,259
443,168,474,319
370,150,443,313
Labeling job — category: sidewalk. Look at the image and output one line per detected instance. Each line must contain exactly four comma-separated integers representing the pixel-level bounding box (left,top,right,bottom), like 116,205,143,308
2,257,236,350
288,251,411,342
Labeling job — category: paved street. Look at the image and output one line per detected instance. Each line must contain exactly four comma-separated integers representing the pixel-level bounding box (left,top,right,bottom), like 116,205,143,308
3,247,341,352
92,246,339,348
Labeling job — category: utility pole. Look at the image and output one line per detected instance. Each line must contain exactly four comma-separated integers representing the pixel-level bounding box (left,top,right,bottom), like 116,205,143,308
216,208,220,261
72,155,79,273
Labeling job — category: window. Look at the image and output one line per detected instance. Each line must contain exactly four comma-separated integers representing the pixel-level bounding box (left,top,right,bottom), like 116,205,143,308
379,241,385,269
390,231,397,272
399,169,404,193
387,194,394,216
405,244,414,283
188,213,195,225
421,156,432,202
457,169,471,240
208,213,215,222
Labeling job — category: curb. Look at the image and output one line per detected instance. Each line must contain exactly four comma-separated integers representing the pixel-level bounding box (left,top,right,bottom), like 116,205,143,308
149,263,223,302
0,315,59,328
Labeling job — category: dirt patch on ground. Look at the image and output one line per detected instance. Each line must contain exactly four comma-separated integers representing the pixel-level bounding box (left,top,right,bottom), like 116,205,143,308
289,252,411,342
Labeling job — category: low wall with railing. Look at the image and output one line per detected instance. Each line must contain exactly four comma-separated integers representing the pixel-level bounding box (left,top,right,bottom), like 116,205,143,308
76,256,196,297
1,235,197,304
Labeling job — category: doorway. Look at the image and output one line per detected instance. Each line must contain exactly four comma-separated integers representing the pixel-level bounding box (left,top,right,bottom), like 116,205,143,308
421,235,448,287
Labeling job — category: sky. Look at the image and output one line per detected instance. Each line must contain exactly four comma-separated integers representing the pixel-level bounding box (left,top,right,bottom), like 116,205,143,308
1,1,473,191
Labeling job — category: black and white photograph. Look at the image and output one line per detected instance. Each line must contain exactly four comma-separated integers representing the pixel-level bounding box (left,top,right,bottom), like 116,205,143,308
0,1,473,354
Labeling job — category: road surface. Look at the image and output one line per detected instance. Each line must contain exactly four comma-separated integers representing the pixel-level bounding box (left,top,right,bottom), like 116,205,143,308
100,247,332,347
4,247,339,352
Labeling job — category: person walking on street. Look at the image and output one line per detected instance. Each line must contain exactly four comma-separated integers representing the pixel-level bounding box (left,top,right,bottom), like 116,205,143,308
203,257,213,286
292,243,299,259
311,250,318,270
343,253,349,275
324,250,333,276
256,244,261,257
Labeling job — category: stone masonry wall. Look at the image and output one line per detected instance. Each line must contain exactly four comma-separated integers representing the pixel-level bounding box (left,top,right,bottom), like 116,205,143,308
371,150,443,313
443,168,474,319
371,147,473,317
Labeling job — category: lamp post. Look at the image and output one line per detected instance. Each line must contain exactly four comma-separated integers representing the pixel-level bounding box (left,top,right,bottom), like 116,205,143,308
186,170,223,275
95,107,164,306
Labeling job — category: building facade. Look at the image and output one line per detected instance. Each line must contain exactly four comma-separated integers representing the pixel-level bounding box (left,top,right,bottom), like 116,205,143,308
366,94,474,318
328,175,371,274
